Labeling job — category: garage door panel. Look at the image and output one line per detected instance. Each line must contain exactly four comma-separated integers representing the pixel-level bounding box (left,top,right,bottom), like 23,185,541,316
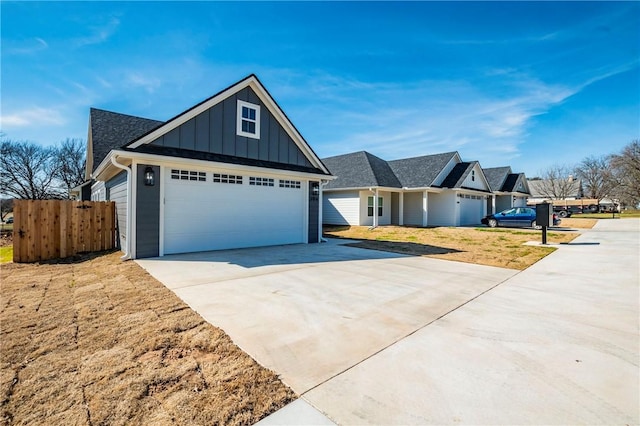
164,171,305,254
460,196,484,225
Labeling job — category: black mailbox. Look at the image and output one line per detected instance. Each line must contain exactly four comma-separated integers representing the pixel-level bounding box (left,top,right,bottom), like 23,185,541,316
536,202,552,227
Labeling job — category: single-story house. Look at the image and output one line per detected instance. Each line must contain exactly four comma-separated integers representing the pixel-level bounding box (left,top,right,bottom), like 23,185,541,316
322,150,493,227
483,166,530,213
527,177,583,204
80,74,333,259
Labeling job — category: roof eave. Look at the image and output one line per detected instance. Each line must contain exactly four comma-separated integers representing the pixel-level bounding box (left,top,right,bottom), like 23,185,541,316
94,149,335,182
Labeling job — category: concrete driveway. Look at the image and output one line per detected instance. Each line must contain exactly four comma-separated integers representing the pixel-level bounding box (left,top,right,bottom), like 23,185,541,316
137,219,639,425
137,239,516,394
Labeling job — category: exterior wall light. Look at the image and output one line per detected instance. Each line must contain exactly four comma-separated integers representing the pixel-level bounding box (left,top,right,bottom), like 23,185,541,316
144,166,155,186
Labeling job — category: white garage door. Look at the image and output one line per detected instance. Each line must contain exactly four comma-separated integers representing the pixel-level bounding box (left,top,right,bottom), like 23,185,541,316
459,195,485,225
164,169,305,254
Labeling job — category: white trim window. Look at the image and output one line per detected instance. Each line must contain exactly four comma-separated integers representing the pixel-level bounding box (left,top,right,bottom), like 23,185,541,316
367,196,383,217
237,100,261,139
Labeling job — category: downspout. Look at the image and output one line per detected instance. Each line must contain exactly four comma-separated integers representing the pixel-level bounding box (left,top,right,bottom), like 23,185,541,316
110,156,132,260
320,180,329,243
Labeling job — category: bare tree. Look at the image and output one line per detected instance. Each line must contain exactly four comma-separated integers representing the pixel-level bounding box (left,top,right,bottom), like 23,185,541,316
0,139,63,199
609,140,640,208
533,164,581,199
0,198,13,222
574,155,614,201
53,138,86,197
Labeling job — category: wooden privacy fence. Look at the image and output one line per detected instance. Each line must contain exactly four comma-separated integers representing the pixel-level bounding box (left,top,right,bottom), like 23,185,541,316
13,200,116,263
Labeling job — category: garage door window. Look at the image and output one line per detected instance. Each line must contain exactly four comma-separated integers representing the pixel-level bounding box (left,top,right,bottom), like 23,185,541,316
367,196,383,217
213,173,243,184
279,179,301,189
249,176,274,187
171,169,206,181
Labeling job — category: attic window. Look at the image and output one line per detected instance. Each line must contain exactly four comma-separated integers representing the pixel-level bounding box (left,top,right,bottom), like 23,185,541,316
237,100,260,139
471,170,475,181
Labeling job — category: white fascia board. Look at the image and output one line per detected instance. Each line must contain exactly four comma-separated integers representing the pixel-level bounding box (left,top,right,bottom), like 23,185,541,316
95,150,333,181
93,150,132,181
457,188,492,196
402,186,443,193
324,186,442,193
125,76,331,176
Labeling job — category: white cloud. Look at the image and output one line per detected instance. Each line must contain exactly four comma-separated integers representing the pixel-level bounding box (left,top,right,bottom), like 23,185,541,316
0,107,65,129
264,71,581,166
6,37,48,55
75,17,120,47
126,72,161,94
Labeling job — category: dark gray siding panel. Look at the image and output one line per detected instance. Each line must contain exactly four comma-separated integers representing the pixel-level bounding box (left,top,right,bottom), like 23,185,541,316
308,182,319,243
195,112,209,152
247,137,259,159
236,136,248,158
135,164,160,258
222,97,235,156
180,118,196,151
145,87,316,169
164,127,180,148
210,103,223,153
269,117,279,159
258,105,270,158
279,128,289,163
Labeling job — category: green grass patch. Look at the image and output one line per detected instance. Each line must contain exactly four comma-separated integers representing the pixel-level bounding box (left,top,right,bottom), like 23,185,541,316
576,210,640,219
0,246,13,263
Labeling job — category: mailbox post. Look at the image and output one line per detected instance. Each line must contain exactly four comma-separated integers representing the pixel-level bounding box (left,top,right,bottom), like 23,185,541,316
536,202,552,244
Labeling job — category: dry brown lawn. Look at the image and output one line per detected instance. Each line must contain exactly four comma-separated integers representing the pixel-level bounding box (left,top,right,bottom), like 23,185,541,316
324,225,581,270
560,217,598,229
0,251,295,425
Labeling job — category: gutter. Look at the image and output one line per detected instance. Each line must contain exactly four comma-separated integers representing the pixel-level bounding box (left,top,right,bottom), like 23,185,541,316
109,155,132,260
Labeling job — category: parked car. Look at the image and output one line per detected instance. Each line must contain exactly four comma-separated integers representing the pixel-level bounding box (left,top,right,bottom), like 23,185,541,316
481,207,561,229
5,217,13,224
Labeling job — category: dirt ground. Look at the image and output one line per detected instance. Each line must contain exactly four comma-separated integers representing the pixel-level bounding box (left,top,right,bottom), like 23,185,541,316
0,251,295,425
0,234,11,248
324,225,581,270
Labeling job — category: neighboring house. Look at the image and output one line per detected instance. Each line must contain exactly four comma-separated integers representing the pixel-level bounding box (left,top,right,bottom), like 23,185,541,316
322,151,493,227
483,166,531,213
527,177,583,204
80,74,333,259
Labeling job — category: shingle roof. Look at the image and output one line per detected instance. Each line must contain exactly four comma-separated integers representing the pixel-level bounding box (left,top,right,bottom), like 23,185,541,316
323,151,401,190
503,173,527,193
387,152,457,188
483,166,512,192
439,162,476,188
90,108,163,172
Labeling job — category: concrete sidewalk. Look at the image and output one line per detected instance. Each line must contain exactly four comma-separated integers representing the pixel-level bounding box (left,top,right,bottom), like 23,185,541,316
299,219,639,424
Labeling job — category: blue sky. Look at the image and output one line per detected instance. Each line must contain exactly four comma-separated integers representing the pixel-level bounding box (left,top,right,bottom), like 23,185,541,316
2,1,638,177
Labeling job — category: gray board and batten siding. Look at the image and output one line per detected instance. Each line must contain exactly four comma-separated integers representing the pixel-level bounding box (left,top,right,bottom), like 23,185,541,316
149,87,313,169
135,165,160,258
